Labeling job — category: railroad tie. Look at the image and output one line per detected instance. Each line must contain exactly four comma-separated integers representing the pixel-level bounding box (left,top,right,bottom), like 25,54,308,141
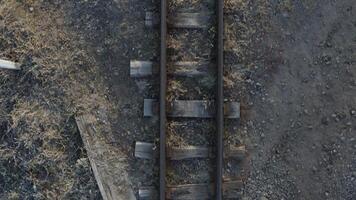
138,181,243,199
130,60,214,78
143,99,240,119
145,11,211,29
134,141,247,160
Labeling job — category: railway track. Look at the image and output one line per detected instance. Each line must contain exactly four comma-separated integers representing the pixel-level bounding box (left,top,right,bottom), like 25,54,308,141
130,0,246,199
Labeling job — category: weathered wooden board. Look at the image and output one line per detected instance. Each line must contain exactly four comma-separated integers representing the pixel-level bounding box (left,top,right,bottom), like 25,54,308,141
135,141,246,160
143,99,157,117
145,11,159,27
139,187,157,200
223,180,243,199
130,60,212,78
0,59,20,70
139,181,242,199
76,115,135,200
170,100,240,118
168,61,213,77
224,101,240,119
145,12,210,28
135,141,155,159
225,145,247,160
130,60,154,77
169,100,214,118
168,13,210,29
167,146,211,160
166,184,211,199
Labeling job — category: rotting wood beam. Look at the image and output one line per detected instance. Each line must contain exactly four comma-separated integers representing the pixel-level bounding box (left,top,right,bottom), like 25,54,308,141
75,114,136,200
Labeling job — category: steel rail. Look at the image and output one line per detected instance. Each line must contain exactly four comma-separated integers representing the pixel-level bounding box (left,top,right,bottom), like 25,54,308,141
216,0,224,198
160,0,167,199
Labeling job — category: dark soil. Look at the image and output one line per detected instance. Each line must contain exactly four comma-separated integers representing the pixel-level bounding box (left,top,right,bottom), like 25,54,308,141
237,1,356,199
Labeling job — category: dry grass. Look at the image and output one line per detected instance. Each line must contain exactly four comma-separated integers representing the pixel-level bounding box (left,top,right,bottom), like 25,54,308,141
224,0,250,12
167,79,188,102
224,71,244,89
167,34,182,50
224,0,273,64
167,121,185,147
0,0,111,199
168,0,210,10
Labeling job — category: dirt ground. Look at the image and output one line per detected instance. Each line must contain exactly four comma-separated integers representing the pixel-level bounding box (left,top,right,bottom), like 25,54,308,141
0,0,355,200
242,1,356,199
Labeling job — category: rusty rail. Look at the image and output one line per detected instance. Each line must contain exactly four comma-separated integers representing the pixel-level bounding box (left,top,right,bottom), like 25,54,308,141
216,0,224,198
159,0,167,199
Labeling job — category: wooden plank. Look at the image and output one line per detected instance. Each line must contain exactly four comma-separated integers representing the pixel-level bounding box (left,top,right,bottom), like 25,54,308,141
143,99,157,117
139,181,242,199
168,146,210,160
169,100,214,118
75,115,135,200
143,99,236,120
225,145,247,160
169,145,246,160
145,11,159,27
0,59,21,70
135,141,155,159
169,101,240,118
168,13,210,29
167,184,211,200
135,143,209,160
130,60,212,78
168,61,213,77
130,60,154,77
136,142,246,160
222,180,243,199
166,181,242,199
224,101,240,119
145,12,210,28
139,187,157,200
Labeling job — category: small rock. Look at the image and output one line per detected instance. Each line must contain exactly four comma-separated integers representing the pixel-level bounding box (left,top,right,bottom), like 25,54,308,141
312,166,317,172
351,110,356,116
332,113,340,122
